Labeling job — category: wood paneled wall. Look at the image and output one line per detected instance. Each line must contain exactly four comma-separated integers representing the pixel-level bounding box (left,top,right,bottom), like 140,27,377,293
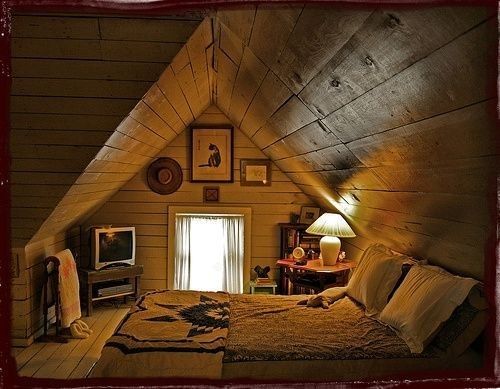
9,11,204,343
11,229,80,346
83,106,314,291
212,4,497,280
10,12,203,248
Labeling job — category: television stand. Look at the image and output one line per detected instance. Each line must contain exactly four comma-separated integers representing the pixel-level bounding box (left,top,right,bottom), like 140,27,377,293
78,265,143,316
100,262,132,270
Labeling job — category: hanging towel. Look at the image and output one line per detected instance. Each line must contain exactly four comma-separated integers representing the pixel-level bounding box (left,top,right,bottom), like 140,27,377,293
54,249,82,328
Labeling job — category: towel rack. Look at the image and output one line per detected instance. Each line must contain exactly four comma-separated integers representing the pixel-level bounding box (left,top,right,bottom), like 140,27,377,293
40,256,68,343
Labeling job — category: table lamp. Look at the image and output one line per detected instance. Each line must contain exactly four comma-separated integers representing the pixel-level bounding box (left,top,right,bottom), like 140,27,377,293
305,213,356,265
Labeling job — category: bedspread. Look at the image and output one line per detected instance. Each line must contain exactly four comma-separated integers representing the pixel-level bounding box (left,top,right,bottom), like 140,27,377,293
224,294,435,362
90,290,230,378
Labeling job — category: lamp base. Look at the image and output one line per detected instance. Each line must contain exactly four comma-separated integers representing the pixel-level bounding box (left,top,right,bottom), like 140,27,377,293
319,236,341,266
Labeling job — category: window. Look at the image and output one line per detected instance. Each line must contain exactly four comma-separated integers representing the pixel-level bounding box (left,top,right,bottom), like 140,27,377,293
174,214,244,293
168,206,252,293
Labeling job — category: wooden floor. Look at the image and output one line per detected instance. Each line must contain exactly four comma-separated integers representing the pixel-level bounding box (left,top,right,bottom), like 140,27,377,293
12,303,131,379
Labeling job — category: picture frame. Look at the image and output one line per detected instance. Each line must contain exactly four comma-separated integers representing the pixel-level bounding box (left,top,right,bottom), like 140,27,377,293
191,126,233,182
240,159,272,186
299,206,320,224
203,186,219,202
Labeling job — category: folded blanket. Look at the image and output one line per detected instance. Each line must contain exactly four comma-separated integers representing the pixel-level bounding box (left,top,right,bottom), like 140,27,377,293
53,249,81,328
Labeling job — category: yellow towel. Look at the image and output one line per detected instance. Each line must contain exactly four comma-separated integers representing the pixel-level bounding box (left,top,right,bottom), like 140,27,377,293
53,249,81,328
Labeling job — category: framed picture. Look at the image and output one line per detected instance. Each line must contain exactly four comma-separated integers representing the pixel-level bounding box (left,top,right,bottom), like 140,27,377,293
300,206,320,224
203,186,219,202
191,126,233,182
240,159,272,186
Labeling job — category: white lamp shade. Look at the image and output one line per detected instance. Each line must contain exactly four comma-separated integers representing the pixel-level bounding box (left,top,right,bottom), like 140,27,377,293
306,213,355,265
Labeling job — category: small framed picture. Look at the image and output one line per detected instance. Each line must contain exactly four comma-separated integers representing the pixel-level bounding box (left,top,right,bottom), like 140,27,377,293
191,126,233,182
299,206,320,224
203,186,219,202
240,159,271,186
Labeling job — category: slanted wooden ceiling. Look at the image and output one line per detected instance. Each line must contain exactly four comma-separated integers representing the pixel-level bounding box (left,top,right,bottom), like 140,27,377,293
15,4,496,279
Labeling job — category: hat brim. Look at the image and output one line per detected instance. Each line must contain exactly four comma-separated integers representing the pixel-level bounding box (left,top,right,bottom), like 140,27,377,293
147,157,183,195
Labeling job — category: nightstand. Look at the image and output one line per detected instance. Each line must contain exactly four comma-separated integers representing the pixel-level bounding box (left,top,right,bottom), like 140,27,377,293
249,280,277,295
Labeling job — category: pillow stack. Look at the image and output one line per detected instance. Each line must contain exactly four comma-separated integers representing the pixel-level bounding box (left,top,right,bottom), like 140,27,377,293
344,243,484,355
346,243,411,317
378,265,479,353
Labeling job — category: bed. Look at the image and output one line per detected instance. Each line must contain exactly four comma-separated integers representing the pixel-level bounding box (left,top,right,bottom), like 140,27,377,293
90,244,488,382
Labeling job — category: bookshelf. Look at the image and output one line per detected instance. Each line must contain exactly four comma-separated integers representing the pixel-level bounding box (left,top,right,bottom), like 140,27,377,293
278,223,321,260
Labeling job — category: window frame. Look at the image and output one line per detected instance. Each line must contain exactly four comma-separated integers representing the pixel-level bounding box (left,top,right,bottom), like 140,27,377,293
168,206,252,293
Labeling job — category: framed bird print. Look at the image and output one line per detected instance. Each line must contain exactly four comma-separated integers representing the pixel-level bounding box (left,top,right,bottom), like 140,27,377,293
191,126,233,182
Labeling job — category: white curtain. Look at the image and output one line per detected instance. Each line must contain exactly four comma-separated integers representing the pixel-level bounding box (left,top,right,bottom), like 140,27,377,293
174,214,244,293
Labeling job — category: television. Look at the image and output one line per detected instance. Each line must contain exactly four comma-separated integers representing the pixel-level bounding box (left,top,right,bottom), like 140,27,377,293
90,226,136,270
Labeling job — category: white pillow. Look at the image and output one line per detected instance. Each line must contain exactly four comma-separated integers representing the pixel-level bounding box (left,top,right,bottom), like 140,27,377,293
379,265,478,353
347,244,406,317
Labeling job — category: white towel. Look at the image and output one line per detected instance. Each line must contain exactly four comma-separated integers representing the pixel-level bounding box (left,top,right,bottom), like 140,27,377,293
53,249,81,328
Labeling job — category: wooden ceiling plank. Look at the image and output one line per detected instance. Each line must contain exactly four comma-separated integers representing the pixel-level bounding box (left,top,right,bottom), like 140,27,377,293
94,146,154,166
129,100,177,142
98,18,199,43
335,189,488,227
10,96,137,116
85,159,143,174
142,83,185,134
214,48,238,115
157,66,195,126
218,22,245,65
11,113,122,131
12,78,152,100
12,37,183,63
249,4,303,69
228,47,268,128
174,63,204,119
271,121,342,158
319,168,391,191
323,21,494,143
11,129,111,147
240,71,292,139
105,131,161,157
12,58,165,81
216,5,256,46
272,6,372,94
12,15,100,39
116,116,168,149
347,100,496,167
369,157,497,195
75,172,135,185
254,96,317,149
300,7,490,118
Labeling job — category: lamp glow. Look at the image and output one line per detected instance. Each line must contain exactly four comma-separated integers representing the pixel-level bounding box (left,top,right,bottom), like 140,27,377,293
305,213,356,265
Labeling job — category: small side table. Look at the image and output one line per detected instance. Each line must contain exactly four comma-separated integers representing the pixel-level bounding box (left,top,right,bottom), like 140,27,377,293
78,265,143,316
249,280,277,295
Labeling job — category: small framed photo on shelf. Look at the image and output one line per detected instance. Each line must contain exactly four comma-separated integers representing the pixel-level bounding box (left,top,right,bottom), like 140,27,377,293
203,186,219,202
191,126,233,182
299,206,320,224
240,159,272,186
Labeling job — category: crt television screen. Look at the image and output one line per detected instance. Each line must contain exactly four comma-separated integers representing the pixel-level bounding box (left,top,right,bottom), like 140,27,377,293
98,230,133,262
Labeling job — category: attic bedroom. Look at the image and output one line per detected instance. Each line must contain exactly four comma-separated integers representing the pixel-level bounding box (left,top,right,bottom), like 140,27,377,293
4,1,498,386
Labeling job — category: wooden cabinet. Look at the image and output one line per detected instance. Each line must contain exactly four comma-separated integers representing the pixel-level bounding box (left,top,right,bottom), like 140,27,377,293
279,223,321,260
